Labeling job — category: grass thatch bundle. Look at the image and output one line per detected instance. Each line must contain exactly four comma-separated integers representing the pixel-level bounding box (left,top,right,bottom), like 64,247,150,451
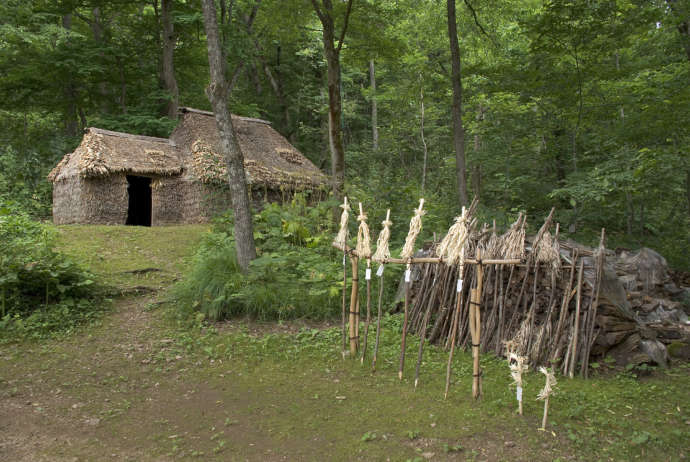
401,199,426,261
356,203,371,259
501,213,526,260
333,197,351,251
436,207,470,265
372,210,392,263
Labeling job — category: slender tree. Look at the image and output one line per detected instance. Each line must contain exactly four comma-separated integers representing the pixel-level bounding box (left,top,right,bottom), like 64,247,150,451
160,0,179,118
370,59,378,151
310,0,354,220
201,0,257,271
447,0,469,208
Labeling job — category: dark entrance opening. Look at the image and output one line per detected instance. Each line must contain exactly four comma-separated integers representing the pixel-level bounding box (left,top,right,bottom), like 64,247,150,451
126,175,152,226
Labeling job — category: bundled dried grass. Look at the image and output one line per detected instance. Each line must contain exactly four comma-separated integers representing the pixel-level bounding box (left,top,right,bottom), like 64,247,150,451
333,197,351,251
436,207,470,266
501,213,526,260
372,210,392,263
536,232,562,274
401,199,426,260
537,367,557,400
483,222,502,259
356,203,371,259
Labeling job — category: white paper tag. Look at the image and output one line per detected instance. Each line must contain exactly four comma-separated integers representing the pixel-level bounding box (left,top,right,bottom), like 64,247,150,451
365,268,371,280
456,279,463,293
405,269,411,283
376,265,384,277
516,386,523,402
342,254,346,266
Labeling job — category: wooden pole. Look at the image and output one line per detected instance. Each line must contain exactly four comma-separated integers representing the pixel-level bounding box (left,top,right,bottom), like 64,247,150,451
348,255,359,356
372,265,385,371
414,281,434,388
540,395,549,430
569,259,584,378
361,259,373,363
341,252,347,355
471,248,484,400
444,265,463,399
398,263,412,380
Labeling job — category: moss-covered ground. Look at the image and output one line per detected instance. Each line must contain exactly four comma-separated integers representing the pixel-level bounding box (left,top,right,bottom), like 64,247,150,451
0,225,687,461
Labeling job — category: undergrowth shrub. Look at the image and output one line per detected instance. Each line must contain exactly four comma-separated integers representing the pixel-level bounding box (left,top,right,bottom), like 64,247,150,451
0,202,105,341
175,194,344,321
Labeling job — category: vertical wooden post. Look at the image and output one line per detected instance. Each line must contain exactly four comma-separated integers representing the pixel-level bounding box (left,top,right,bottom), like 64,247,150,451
371,265,385,371
471,248,484,400
341,253,347,354
540,395,549,430
398,263,412,380
569,259,584,378
444,267,463,399
349,256,359,356
361,259,372,363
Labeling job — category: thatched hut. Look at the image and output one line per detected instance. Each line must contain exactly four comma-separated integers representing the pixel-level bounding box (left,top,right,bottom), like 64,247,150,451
49,107,328,226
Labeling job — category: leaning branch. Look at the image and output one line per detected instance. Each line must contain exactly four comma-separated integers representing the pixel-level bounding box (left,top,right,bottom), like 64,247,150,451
462,0,496,46
336,0,354,54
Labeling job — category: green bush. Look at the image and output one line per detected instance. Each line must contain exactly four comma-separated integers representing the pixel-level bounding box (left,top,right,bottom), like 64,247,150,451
175,194,344,321
0,202,104,340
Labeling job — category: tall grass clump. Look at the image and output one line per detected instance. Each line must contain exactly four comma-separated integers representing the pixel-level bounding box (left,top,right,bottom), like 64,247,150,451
0,201,105,341
175,194,343,321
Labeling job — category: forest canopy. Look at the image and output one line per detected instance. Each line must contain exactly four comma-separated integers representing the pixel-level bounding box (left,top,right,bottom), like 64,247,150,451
0,0,688,267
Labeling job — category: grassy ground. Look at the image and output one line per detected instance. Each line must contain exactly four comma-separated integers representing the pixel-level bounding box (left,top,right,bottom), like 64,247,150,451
0,225,688,461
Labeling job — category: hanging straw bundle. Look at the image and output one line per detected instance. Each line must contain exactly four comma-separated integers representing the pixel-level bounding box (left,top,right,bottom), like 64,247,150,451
536,231,561,275
501,213,526,260
356,203,371,259
483,221,502,259
436,207,470,265
537,366,557,430
401,199,425,260
372,210,392,263
333,197,351,251
530,208,555,263
508,351,529,415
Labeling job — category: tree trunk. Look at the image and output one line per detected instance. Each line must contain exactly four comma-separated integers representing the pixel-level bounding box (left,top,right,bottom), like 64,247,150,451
447,0,469,209
61,13,79,137
324,28,345,217
116,56,127,114
686,170,690,217
370,59,378,152
90,7,109,112
311,0,353,222
160,0,179,118
201,0,257,271
420,82,428,193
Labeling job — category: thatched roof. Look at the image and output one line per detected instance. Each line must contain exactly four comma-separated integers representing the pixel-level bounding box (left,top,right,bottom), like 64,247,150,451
48,128,182,182
49,108,328,191
171,107,327,189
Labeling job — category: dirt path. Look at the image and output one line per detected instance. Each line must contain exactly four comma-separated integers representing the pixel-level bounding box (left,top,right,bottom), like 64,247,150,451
0,293,290,461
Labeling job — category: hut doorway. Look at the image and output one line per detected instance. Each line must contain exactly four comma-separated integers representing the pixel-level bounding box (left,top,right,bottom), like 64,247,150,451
126,175,152,226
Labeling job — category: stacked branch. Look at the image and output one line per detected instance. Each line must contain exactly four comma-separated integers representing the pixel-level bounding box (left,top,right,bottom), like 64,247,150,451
404,214,614,373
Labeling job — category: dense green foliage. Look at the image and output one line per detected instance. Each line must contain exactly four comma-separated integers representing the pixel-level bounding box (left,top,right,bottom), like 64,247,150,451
0,0,688,267
0,202,104,340
176,196,348,320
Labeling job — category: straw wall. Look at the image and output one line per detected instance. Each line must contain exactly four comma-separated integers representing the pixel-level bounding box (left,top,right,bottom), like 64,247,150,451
81,175,129,224
152,177,186,225
52,176,86,224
